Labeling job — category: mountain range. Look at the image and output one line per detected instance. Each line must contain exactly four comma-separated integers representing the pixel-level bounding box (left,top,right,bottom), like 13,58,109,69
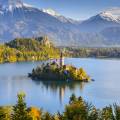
0,0,120,47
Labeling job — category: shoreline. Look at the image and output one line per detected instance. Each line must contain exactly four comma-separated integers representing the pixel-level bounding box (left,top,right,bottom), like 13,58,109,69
1,57,120,64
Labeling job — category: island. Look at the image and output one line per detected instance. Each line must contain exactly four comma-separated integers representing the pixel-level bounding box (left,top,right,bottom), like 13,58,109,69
28,53,90,82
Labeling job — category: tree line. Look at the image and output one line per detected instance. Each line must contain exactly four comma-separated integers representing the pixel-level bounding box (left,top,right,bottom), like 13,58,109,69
0,93,120,120
0,37,60,64
63,47,120,58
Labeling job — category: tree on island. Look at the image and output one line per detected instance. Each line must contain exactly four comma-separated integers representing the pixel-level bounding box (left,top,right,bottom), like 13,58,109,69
29,61,90,81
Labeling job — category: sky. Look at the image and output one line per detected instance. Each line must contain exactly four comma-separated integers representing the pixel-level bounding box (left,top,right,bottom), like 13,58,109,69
23,0,120,20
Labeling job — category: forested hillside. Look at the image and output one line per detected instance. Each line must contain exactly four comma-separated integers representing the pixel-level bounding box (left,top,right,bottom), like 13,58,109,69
0,36,60,63
64,47,120,58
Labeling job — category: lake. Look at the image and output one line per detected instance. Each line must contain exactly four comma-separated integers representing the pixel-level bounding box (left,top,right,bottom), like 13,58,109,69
0,58,120,113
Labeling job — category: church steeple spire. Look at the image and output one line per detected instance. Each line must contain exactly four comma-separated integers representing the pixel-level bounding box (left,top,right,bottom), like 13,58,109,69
60,52,64,67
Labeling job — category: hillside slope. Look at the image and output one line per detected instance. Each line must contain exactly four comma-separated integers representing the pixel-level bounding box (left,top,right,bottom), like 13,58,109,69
0,0,120,47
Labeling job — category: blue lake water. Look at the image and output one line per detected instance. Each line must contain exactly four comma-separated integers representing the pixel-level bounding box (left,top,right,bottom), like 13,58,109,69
0,58,120,113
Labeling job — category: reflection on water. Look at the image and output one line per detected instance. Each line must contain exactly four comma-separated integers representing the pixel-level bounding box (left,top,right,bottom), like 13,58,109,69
32,80,87,104
1,58,120,113
0,75,28,80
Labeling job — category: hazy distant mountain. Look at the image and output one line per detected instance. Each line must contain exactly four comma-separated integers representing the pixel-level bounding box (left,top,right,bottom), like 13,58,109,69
41,8,79,24
101,26,120,45
0,0,77,46
79,8,120,32
0,0,120,47
78,8,120,46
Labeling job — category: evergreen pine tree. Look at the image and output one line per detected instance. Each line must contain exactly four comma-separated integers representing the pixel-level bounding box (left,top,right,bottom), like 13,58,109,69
12,92,31,120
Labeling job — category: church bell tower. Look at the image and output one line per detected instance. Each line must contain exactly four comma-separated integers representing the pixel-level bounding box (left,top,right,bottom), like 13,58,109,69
60,52,64,67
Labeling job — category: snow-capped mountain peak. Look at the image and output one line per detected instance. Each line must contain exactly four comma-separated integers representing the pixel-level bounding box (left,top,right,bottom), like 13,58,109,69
23,3,33,8
0,0,23,11
41,8,79,24
41,8,61,17
99,7,120,23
